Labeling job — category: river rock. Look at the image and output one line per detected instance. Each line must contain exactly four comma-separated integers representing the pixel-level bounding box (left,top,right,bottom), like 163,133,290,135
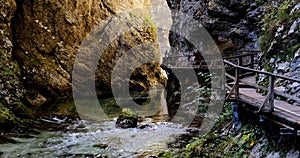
93,144,108,149
116,108,138,128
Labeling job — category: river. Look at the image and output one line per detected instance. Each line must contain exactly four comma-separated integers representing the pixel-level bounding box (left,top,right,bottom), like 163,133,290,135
0,89,193,157
0,116,187,157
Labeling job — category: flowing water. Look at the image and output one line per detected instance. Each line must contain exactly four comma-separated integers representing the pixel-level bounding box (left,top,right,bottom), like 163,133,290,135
0,89,193,158
0,117,187,157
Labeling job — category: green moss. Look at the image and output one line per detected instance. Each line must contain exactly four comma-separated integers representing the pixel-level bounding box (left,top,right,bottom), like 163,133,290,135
119,108,137,118
0,104,16,123
130,8,156,28
0,28,35,131
287,44,300,55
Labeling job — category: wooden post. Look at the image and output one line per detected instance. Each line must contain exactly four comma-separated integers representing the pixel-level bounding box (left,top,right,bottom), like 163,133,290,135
235,67,240,99
238,56,243,75
239,56,243,67
251,53,254,69
269,75,275,112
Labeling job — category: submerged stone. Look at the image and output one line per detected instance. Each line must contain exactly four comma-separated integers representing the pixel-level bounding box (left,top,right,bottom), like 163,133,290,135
0,136,17,144
93,143,108,149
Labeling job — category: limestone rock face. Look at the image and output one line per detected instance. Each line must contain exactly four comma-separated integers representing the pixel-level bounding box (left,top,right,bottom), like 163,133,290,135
0,0,18,105
261,1,300,58
12,0,160,104
259,1,300,105
166,0,264,53
0,0,33,131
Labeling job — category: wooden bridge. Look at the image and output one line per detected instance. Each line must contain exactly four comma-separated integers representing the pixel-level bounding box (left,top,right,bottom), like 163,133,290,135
163,50,300,136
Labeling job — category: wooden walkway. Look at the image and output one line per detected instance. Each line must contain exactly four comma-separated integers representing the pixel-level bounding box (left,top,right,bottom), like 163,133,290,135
237,77,300,127
224,52,300,135
163,50,300,136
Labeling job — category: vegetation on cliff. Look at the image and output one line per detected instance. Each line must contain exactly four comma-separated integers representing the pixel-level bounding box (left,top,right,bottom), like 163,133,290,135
259,0,300,105
260,0,300,60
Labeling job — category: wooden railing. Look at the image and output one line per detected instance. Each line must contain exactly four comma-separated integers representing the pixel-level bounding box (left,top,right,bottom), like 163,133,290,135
162,55,223,69
164,50,300,115
163,55,201,68
223,50,260,69
163,50,261,69
224,53,300,114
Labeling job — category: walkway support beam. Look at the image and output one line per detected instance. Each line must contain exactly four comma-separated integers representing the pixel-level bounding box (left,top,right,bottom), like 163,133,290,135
235,67,239,100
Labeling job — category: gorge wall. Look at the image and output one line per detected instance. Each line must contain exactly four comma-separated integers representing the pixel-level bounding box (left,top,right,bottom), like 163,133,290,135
1,0,300,130
166,0,264,53
259,0,300,105
0,0,163,129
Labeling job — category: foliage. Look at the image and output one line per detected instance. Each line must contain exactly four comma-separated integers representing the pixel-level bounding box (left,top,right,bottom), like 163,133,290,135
197,72,212,114
160,124,264,158
0,102,33,131
0,103,16,124
159,102,241,157
260,0,300,62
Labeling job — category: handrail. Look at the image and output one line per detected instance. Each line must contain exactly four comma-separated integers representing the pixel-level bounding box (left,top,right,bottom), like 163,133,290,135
225,56,300,114
223,52,258,60
165,51,260,59
224,60,300,83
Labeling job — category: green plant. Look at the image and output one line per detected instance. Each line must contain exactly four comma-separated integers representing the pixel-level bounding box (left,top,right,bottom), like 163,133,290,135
260,0,299,60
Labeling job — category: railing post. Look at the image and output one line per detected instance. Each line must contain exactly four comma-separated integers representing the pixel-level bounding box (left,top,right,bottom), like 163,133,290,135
251,53,254,69
269,75,275,112
239,56,243,67
235,67,240,99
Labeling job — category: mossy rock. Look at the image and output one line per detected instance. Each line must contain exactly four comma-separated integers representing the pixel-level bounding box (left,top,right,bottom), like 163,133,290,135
0,103,17,130
0,104,16,123
115,108,138,128
119,108,136,118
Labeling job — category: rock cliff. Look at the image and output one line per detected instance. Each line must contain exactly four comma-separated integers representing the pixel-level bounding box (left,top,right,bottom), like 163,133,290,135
166,0,264,53
0,0,34,131
13,0,160,104
0,0,162,129
259,1,300,105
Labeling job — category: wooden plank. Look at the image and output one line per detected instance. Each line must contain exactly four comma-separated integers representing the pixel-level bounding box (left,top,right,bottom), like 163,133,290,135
224,52,300,130
238,79,300,103
238,87,300,120
223,52,259,60
225,73,235,81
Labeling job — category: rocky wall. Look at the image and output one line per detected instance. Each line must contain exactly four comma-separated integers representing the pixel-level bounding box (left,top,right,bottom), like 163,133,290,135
259,0,300,105
166,0,264,53
0,0,164,126
12,0,161,105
